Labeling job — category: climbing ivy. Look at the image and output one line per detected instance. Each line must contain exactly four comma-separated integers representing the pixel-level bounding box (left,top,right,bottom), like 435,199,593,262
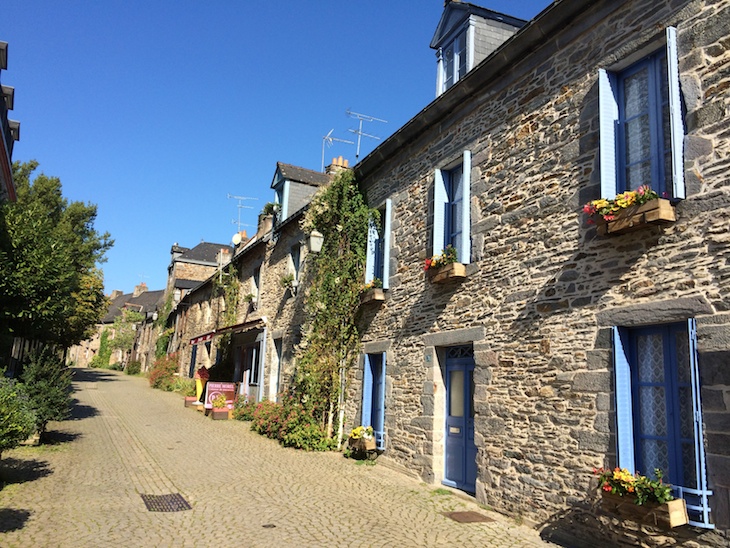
295,169,375,445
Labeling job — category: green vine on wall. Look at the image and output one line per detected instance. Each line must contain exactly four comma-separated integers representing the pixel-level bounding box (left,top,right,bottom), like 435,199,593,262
295,169,376,445
213,263,240,371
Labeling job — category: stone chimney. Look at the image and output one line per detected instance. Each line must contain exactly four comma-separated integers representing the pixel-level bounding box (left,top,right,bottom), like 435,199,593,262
109,289,123,300
325,156,350,176
256,213,274,237
133,282,147,298
217,248,232,268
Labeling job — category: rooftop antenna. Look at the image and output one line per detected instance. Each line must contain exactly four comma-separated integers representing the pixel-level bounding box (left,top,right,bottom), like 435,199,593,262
346,109,387,160
227,193,257,233
321,129,355,172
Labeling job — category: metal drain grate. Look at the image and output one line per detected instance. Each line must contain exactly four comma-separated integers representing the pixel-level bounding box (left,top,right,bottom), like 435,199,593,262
140,493,191,512
443,511,494,523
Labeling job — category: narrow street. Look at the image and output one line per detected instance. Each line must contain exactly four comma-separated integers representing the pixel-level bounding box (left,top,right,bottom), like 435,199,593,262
0,369,556,547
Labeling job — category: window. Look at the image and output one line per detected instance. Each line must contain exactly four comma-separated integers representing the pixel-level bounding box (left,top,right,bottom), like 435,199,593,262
273,338,283,402
273,181,289,220
439,28,469,94
365,199,392,289
433,151,471,263
290,244,302,282
252,266,261,302
362,352,386,450
614,320,713,528
600,27,684,199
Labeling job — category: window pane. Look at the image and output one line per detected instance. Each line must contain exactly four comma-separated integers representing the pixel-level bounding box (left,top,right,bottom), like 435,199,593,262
626,161,652,190
641,438,669,476
637,333,664,383
640,386,667,436
456,32,467,80
625,115,651,165
624,68,649,117
681,442,698,488
450,370,464,418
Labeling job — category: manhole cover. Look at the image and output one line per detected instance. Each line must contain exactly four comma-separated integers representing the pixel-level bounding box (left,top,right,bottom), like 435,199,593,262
443,511,494,523
140,493,191,512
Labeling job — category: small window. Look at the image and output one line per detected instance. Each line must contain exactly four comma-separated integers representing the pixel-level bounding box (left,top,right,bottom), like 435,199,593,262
433,151,471,263
441,28,468,93
252,266,261,301
362,352,386,450
599,27,684,199
290,244,302,282
365,199,392,289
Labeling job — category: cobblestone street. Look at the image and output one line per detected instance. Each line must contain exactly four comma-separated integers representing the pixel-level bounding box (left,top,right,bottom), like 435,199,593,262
0,368,557,547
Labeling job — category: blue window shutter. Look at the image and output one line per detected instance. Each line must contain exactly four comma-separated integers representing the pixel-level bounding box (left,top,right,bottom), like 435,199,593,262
686,318,714,528
433,169,447,257
281,181,290,220
382,199,392,290
362,354,373,428
613,326,635,472
460,151,471,264
599,69,619,198
188,345,198,378
666,27,685,200
375,351,387,449
365,216,378,284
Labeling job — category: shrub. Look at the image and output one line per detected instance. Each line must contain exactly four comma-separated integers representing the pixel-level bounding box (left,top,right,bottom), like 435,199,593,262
248,397,333,451
168,376,195,396
108,362,124,371
233,397,256,421
21,347,72,439
125,360,142,376
0,377,36,459
148,353,178,390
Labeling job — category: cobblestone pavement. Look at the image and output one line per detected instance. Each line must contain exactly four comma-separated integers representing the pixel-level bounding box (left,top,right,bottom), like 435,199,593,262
0,368,559,547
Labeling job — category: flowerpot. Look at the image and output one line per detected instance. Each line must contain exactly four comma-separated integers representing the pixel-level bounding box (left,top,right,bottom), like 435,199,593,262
211,408,230,420
426,262,466,284
600,491,688,529
349,437,377,452
596,198,676,236
360,288,385,305
184,396,197,408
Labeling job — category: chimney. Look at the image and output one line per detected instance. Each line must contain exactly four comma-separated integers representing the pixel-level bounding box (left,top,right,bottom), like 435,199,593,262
109,289,124,300
325,156,350,176
133,282,147,297
217,248,232,267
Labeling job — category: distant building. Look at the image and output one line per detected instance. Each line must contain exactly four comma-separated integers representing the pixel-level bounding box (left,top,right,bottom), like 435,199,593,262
0,40,20,202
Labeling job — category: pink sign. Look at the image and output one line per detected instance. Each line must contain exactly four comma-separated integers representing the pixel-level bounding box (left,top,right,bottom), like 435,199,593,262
204,382,237,409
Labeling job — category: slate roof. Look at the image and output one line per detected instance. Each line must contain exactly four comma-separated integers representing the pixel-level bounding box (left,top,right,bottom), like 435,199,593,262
276,162,330,187
174,279,200,290
101,289,165,323
177,242,233,264
430,2,527,48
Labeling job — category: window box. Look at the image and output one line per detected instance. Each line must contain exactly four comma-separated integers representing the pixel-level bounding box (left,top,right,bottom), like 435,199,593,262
596,198,676,236
360,288,385,305
600,492,688,529
349,436,377,453
211,408,231,420
426,262,466,284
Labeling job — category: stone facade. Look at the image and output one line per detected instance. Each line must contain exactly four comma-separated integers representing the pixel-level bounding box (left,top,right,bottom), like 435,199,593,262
348,0,730,544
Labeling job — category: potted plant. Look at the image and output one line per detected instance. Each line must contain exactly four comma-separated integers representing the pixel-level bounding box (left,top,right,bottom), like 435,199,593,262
348,425,376,453
243,292,257,310
594,467,688,529
210,394,230,420
360,278,385,304
583,185,676,236
280,273,298,295
424,245,465,283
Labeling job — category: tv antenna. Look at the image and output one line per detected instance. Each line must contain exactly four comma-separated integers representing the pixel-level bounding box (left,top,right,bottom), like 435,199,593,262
346,109,387,160
321,129,354,172
227,193,257,232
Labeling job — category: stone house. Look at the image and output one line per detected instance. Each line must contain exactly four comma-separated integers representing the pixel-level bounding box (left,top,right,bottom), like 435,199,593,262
347,0,729,544
176,161,339,400
0,40,20,203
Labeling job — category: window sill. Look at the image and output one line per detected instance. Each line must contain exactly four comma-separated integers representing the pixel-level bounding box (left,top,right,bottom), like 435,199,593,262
426,262,467,284
596,198,676,236
360,288,386,305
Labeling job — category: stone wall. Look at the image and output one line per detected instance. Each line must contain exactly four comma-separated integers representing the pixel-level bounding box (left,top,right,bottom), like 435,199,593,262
353,0,729,543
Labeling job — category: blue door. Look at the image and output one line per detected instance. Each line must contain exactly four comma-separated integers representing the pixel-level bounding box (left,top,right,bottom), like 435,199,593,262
362,353,386,450
444,346,476,493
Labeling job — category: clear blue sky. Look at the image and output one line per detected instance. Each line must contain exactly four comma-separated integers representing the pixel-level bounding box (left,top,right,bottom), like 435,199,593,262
4,1,551,294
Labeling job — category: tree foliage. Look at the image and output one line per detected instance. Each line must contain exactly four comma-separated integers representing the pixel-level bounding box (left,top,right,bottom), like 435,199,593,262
294,169,373,441
109,308,145,360
0,161,113,348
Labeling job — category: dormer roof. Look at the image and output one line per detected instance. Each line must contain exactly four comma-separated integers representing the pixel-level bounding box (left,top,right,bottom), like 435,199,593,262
430,2,526,49
272,162,330,189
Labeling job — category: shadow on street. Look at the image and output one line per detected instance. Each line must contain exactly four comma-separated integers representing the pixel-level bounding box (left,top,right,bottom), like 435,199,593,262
0,508,31,533
0,457,52,487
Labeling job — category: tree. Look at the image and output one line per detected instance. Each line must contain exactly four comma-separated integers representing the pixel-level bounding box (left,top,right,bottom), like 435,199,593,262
109,309,144,366
0,377,36,459
0,161,113,350
20,346,72,440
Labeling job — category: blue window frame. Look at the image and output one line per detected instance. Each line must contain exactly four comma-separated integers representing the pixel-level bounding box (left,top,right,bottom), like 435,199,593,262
365,199,392,289
362,352,386,450
290,244,301,282
441,28,468,93
433,151,471,263
600,27,684,200
614,320,713,528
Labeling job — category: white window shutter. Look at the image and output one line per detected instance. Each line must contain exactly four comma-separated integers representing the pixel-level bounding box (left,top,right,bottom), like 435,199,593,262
365,216,378,284
666,27,685,200
599,69,619,198
613,326,636,472
461,151,472,264
382,199,392,290
433,169,447,257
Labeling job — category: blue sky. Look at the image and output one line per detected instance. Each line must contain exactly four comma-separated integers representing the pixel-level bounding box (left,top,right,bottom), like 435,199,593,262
4,1,551,294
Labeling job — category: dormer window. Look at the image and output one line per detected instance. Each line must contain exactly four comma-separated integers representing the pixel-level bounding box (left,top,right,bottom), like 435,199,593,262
441,28,468,93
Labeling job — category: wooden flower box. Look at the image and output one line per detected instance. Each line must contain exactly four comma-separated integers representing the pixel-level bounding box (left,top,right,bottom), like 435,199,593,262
360,288,386,305
600,492,688,529
184,396,197,408
426,262,466,284
596,198,676,236
349,436,377,452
